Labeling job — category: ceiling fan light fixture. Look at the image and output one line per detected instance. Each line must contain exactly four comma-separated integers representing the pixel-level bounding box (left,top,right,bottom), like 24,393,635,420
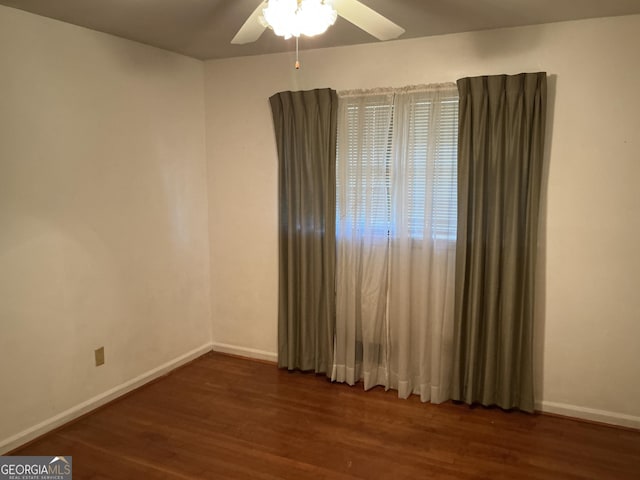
261,0,337,40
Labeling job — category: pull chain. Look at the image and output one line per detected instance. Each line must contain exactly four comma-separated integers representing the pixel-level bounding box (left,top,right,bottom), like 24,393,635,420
295,36,300,70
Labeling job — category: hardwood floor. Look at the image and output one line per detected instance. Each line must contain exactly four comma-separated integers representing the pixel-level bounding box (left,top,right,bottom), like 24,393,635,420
13,352,640,479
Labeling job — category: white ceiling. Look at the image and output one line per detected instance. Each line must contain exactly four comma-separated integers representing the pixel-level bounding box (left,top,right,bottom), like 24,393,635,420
2,0,640,60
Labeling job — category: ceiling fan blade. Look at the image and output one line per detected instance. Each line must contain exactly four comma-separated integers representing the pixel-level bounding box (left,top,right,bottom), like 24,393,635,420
231,1,267,44
333,0,405,41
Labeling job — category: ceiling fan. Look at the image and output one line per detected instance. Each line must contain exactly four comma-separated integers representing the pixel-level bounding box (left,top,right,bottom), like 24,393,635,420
231,0,405,45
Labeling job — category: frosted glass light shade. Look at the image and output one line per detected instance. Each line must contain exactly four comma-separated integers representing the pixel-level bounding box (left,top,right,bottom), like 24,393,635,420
261,0,338,40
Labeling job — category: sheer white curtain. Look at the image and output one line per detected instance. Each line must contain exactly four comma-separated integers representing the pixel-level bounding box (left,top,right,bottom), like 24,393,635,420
332,84,458,403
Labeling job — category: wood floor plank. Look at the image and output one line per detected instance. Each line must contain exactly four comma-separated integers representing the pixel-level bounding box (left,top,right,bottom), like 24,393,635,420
11,352,640,479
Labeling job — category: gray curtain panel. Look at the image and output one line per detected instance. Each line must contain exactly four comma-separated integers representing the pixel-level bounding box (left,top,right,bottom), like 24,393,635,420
452,73,547,412
269,89,338,374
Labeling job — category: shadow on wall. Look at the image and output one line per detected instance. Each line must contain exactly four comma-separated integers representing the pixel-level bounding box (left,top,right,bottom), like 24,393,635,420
533,73,557,406
469,23,543,59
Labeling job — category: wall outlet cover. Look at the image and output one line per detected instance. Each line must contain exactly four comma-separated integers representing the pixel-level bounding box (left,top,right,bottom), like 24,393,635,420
95,347,105,366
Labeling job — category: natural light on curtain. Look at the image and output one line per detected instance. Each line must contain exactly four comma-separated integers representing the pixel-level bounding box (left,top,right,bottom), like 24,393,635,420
332,84,458,403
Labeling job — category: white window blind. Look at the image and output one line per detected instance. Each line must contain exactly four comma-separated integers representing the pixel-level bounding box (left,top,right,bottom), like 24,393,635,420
337,93,393,238
337,86,459,241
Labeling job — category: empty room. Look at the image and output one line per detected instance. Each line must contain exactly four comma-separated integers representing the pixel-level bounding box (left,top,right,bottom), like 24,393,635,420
1,0,639,478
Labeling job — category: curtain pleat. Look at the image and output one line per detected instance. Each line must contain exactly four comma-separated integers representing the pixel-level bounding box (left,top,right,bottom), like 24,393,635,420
452,73,547,412
269,89,338,374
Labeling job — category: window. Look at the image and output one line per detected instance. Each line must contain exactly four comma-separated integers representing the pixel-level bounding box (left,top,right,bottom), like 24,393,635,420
336,86,458,241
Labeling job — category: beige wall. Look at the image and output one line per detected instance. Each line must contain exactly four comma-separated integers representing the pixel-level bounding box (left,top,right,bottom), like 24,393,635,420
0,6,211,451
204,15,640,427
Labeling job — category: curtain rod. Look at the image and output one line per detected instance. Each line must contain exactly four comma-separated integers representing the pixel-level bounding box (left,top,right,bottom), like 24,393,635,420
338,82,457,98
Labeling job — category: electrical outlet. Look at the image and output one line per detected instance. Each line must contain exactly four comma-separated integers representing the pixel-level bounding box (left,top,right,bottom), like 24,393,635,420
94,347,105,366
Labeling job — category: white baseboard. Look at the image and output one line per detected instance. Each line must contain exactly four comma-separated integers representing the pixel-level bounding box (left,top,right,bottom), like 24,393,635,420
536,400,640,430
0,342,213,455
212,342,278,363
